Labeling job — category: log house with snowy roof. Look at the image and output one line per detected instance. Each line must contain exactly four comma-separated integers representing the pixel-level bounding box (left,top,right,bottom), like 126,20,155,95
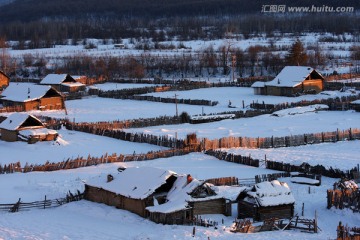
237,180,295,221
0,83,64,111
251,66,324,97
0,112,58,142
84,168,231,225
40,74,85,93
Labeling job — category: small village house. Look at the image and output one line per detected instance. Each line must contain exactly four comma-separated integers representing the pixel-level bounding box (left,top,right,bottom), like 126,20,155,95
0,83,65,111
40,74,85,93
0,70,10,90
237,180,295,221
251,66,324,97
84,168,231,225
0,112,58,142
147,174,231,225
84,167,178,218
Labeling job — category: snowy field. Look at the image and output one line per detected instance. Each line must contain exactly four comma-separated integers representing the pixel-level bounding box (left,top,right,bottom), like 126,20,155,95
124,109,360,139
0,152,359,240
142,87,360,109
224,140,360,171
0,128,167,165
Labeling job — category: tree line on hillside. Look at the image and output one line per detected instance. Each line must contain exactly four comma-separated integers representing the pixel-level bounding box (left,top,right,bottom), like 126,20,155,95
2,38,360,80
0,13,359,46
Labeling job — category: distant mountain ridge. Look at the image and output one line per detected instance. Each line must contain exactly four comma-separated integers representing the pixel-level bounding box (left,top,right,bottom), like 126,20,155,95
0,0,359,23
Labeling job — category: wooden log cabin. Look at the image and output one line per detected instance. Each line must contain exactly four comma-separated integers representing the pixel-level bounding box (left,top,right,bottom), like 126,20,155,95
85,169,231,225
0,70,9,90
84,167,178,218
0,112,58,142
237,180,295,221
0,83,64,111
40,74,85,93
252,66,324,97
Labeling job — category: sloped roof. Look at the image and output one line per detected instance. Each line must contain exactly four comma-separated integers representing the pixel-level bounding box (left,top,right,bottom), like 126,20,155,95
86,167,176,200
251,81,266,88
1,83,59,102
147,175,221,214
0,112,44,131
244,180,295,207
265,66,323,88
40,74,74,85
352,100,360,105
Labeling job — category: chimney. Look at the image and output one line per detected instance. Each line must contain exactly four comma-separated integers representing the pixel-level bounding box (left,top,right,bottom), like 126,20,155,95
107,174,114,182
187,174,193,184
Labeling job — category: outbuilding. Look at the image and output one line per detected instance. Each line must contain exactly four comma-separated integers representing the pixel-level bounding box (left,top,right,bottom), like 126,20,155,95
0,112,58,142
40,74,85,93
237,180,295,221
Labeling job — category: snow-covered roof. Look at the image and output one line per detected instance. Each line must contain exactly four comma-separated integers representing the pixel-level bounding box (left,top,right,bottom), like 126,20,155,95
147,174,221,214
1,83,53,102
251,81,266,88
0,112,44,131
244,180,295,207
19,128,58,137
265,66,322,88
40,74,69,85
352,100,360,105
86,167,176,200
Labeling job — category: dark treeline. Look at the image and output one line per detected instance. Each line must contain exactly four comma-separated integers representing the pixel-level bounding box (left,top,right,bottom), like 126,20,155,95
1,13,359,44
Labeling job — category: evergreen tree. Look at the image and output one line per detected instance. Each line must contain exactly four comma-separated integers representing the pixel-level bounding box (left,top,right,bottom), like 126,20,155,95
286,39,308,66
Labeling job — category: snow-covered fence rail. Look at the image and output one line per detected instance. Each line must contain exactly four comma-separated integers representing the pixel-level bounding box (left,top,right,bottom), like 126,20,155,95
0,191,83,213
251,94,360,112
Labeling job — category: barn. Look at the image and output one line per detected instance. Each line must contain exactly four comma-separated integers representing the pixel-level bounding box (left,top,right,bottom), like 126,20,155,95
237,180,295,221
0,70,9,90
40,74,85,93
84,167,178,218
147,174,231,225
0,83,64,111
0,112,58,142
252,66,324,97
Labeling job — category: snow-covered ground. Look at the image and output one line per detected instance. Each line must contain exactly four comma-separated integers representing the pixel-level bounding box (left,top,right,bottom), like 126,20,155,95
224,140,360,171
124,110,360,139
0,152,358,240
0,128,167,165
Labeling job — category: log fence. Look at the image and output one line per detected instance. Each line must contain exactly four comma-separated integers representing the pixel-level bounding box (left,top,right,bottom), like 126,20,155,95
337,222,360,240
0,191,83,213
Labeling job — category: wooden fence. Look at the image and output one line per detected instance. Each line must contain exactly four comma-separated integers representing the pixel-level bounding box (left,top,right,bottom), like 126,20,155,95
204,150,259,167
205,176,239,186
337,222,360,240
0,148,195,175
255,173,291,183
0,105,24,113
200,128,360,150
0,191,83,213
327,189,360,212
251,94,360,112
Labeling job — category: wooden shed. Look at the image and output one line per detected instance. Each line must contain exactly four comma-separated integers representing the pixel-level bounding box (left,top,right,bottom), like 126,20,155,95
40,74,86,93
84,167,177,218
0,112,58,142
0,70,9,90
237,180,295,221
254,66,324,97
147,174,231,225
0,83,64,111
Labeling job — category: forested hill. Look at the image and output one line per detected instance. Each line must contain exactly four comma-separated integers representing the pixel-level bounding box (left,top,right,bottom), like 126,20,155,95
0,0,359,23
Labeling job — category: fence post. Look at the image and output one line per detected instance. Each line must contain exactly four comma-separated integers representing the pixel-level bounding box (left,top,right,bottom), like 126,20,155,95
44,195,47,209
